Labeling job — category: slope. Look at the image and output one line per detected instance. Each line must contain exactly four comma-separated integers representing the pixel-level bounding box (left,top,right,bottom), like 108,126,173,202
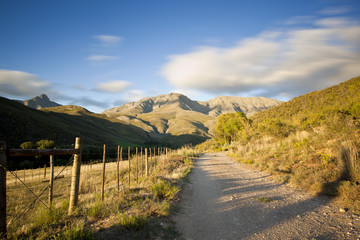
201,76,360,212
0,97,149,148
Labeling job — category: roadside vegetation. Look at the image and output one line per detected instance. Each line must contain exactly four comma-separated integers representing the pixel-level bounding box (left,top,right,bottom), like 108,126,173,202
197,76,360,213
6,146,198,239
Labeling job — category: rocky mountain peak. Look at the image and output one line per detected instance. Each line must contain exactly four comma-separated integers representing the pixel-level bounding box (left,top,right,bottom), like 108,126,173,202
22,94,62,109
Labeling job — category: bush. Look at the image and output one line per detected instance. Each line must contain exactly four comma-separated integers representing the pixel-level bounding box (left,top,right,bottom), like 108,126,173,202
151,179,179,200
62,220,93,240
118,213,147,231
338,181,360,213
20,141,36,149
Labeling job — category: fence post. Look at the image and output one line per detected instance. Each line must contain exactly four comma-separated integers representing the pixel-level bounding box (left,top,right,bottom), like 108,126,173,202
116,145,120,193
68,137,82,214
49,155,54,207
153,148,156,167
136,147,138,182
101,144,106,201
140,147,143,176
145,148,149,177
0,142,7,237
149,148,152,174
44,164,46,179
128,146,131,189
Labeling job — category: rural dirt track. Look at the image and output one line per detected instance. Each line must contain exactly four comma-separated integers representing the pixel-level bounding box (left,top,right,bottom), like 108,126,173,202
173,152,360,240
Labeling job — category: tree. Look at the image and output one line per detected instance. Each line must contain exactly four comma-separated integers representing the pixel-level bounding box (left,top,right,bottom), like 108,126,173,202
20,141,36,149
36,139,55,149
214,112,251,145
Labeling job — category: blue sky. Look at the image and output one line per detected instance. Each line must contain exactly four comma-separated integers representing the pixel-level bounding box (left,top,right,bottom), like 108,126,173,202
1,0,359,113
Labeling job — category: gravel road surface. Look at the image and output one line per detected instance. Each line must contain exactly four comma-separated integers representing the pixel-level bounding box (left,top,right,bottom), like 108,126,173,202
173,153,360,240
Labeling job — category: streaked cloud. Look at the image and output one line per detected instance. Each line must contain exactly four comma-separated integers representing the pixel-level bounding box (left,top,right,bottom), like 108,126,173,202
69,96,110,109
0,69,53,97
86,55,119,61
95,80,132,93
93,35,123,47
161,17,360,100
284,16,315,25
318,6,351,15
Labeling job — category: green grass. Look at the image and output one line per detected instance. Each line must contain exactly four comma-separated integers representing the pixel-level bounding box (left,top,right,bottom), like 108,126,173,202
257,197,273,203
151,179,179,200
118,213,148,231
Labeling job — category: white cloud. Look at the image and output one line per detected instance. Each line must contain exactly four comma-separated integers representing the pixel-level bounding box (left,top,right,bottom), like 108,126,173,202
95,80,132,93
93,35,123,47
318,6,351,15
284,16,315,25
123,90,146,102
0,69,54,97
86,55,119,61
161,17,360,99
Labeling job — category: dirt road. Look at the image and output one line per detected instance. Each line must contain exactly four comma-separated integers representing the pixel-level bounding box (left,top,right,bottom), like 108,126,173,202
173,153,360,240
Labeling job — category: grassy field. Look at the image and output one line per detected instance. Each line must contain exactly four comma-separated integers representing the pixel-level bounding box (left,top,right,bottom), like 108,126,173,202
5,146,198,239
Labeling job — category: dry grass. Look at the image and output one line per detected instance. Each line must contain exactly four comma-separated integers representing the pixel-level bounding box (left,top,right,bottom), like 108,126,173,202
227,130,360,213
6,146,198,239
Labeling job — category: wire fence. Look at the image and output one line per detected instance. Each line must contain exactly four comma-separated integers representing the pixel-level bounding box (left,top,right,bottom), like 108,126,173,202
3,143,170,237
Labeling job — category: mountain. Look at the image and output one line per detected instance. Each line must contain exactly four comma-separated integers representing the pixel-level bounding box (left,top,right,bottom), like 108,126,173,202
102,93,282,146
1,92,281,148
21,94,62,109
0,97,149,148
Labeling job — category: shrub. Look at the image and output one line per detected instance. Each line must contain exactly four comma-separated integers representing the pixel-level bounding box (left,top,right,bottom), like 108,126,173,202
257,197,272,203
20,141,36,149
337,181,360,213
36,139,55,149
151,179,179,200
118,213,147,231
88,200,106,220
62,220,93,240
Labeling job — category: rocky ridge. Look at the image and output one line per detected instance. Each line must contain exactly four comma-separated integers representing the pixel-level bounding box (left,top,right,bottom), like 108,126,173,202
102,93,282,145
21,94,62,109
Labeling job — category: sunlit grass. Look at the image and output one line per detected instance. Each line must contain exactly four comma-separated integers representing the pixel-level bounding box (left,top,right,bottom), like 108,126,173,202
6,146,197,239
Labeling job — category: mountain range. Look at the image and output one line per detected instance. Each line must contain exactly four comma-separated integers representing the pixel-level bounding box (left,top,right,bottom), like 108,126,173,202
1,93,281,148
102,93,281,145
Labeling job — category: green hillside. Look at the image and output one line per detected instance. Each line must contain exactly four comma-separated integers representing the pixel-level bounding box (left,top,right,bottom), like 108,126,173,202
199,76,360,212
0,97,149,148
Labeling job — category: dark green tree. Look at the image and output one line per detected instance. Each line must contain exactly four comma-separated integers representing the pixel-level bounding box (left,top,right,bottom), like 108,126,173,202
20,141,36,149
36,139,55,149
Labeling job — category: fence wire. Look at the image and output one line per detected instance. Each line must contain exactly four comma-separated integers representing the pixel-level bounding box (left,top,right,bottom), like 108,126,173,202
5,154,74,229
4,146,169,237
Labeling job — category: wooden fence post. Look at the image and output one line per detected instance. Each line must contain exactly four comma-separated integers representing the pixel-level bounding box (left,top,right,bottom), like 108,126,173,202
140,147,143,176
153,148,156,167
116,145,120,193
68,137,83,214
49,155,54,206
145,148,149,177
101,144,106,201
149,148,152,174
44,164,46,179
136,147,138,182
0,142,7,237
128,146,131,188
